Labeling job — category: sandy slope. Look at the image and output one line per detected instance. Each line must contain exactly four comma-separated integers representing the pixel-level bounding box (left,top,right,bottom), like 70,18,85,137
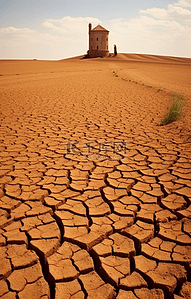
0,54,191,299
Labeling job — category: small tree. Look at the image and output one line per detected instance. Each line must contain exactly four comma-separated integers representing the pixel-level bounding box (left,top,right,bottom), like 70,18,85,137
114,44,117,56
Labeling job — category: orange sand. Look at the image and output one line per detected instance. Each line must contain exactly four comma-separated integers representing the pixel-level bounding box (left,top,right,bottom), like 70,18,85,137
0,54,191,299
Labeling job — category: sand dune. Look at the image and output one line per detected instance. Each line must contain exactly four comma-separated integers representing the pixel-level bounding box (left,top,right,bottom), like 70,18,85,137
119,53,191,63
0,53,191,299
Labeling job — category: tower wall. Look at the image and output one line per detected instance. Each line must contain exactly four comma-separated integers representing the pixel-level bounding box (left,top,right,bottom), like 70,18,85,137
88,25,109,58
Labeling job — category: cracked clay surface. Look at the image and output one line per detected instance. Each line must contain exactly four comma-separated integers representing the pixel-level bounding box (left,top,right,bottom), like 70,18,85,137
0,54,191,298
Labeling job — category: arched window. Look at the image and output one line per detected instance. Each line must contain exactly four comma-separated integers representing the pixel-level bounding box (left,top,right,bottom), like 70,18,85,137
97,46,99,49
97,37,98,41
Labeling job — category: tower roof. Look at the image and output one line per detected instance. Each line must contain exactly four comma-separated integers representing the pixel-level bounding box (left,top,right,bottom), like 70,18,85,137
91,25,109,32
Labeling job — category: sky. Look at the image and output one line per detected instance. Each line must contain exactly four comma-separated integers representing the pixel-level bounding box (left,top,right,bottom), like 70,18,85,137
0,0,191,59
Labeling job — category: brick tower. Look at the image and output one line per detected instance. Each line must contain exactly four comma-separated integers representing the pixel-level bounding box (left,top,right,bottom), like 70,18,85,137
88,23,109,58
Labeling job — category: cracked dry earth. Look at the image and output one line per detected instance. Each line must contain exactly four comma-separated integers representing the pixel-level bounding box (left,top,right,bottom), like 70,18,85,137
0,54,191,299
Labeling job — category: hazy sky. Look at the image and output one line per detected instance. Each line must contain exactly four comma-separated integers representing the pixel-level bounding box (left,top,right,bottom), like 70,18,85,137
0,0,191,59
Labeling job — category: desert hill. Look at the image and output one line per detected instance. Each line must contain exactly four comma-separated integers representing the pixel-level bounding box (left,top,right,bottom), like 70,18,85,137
0,52,191,298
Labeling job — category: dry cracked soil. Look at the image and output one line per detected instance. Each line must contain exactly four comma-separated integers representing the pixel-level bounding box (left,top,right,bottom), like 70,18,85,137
0,54,191,299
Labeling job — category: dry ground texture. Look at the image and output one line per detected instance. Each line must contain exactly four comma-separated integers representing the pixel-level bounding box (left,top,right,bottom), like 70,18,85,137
0,54,191,299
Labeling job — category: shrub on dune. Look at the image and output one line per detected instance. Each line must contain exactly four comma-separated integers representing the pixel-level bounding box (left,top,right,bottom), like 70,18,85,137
161,93,186,125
